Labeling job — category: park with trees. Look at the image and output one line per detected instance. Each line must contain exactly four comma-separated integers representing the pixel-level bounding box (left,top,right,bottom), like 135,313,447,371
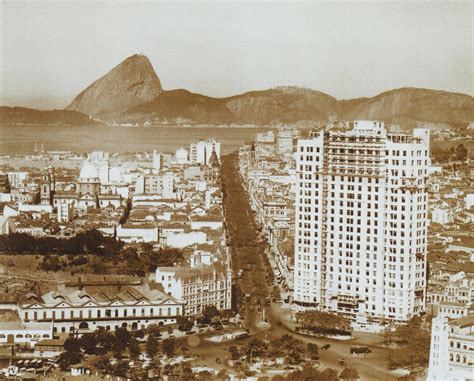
0,230,185,276
386,316,431,370
295,310,352,337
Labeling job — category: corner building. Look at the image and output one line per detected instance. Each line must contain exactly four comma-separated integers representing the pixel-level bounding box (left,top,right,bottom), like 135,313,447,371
293,121,429,324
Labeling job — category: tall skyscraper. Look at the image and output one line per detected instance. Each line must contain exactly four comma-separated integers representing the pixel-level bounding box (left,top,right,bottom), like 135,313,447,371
293,121,429,324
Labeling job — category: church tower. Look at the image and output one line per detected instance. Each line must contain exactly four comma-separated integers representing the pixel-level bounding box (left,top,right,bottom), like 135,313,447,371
40,167,55,205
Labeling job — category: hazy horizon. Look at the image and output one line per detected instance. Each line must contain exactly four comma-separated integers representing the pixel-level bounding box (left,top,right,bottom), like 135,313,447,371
1,1,472,110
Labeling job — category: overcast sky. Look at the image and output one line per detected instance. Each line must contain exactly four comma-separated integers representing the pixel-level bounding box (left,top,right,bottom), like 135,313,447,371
1,1,472,109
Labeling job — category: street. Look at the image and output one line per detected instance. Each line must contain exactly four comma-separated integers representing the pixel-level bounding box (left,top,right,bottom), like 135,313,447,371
208,153,402,380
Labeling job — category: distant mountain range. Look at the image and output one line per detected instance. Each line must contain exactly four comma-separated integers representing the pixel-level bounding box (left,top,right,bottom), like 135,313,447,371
2,54,473,129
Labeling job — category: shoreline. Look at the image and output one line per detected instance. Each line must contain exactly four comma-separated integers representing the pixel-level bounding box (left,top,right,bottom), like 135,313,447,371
0,124,286,129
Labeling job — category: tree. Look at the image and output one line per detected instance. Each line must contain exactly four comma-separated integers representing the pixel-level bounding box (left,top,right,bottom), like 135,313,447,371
111,360,129,377
64,337,81,353
228,345,240,360
60,337,83,371
388,316,431,369
201,305,220,322
244,338,267,362
115,327,131,346
40,255,62,272
453,144,468,161
162,337,176,357
339,367,359,380
7,233,36,254
79,334,97,354
70,255,88,266
307,343,319,360
129,338,140,358
96,330,115,353
286,364,339,381
147,323,161,338
272,286,281,300
296,310,351,335
147,336,159,358
58,351,83,371
177,316,194,331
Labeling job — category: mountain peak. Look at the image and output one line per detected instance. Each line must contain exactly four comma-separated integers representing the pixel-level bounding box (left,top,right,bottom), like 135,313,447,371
66,54,162,118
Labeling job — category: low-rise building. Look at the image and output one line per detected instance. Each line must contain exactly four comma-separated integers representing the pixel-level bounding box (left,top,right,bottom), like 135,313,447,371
428,315,474,381
117,223,159,243
0,321,53,347
17,281,183,333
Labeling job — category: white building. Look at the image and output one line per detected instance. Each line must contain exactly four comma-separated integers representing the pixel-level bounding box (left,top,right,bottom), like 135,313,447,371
155,262,232,316
428,315,474,381
189,140,221,165
57,199,74,222
164,231,207,249
465,194,474,210
256,130,275,143
293,121,429,324
135,173,175,198
276,127,295,157
175,148,189,165
432,206,453,225
7,172,28,189
77,164,101,196
117,223,159,243
152,150,161,171
18,204,53,215
17,282,183,333
88,151,110,184
0,322,53,347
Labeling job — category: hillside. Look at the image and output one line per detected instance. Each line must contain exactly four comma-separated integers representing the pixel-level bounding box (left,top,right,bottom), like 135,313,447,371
223,87,340,125
66,54,162,119
2,54,473,128
0,107,102,126
343,87,474,129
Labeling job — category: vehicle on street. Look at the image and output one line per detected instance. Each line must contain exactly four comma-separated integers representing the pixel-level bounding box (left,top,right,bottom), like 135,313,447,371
233,332,249,340
350,346,371,355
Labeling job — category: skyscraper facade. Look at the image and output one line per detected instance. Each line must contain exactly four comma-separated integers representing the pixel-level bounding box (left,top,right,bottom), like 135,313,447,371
293,121,429,324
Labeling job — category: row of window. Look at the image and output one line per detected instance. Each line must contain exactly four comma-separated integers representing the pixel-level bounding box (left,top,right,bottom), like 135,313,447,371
0,333,50,339
24,306,177,320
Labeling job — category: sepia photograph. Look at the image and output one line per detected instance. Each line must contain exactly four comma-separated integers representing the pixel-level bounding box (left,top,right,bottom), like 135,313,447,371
0,1,473,380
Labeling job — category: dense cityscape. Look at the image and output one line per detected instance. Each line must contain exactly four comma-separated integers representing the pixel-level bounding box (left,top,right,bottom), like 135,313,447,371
1,1,473,380
0,119,472,380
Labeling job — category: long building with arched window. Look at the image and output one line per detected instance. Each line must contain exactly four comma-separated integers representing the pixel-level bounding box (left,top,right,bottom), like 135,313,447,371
16,281,184,334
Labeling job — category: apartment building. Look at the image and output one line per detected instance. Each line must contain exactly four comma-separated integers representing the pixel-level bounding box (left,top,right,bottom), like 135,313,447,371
156,261,232,316
189,140,221,165
135,172,175,198
428,315,474,381
293,121,429,324
57,199,75,222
